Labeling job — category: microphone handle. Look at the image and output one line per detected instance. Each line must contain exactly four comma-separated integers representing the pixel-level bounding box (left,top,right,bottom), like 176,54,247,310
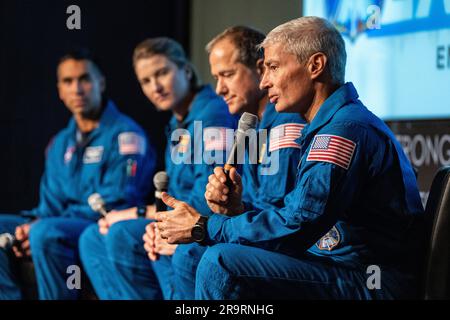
155,190,167,212
223,164,235,194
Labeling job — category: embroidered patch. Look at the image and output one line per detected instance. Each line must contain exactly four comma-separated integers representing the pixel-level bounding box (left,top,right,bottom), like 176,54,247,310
83,146,104,164
316,226,341,251
64,146,76,164
203,127,230,152
306,134,356,170
269,123,304,152
258,142,267,164
177,134,190,153
118,132,146,155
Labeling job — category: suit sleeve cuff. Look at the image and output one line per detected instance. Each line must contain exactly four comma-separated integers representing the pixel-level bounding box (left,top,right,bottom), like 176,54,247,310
206,213,229,243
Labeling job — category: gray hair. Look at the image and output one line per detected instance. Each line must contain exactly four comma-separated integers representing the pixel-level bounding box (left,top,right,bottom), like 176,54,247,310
260,16,346,84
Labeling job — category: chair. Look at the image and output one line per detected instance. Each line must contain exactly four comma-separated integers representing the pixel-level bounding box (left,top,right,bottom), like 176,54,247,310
423,166,450,299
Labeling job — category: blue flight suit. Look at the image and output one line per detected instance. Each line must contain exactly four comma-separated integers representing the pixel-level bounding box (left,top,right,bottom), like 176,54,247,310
78,85,237,299
172,103,306,299
196,82,426,299
0,101,156,300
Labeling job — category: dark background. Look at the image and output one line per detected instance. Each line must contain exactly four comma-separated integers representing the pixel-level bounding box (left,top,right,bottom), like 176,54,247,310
0,0,190,212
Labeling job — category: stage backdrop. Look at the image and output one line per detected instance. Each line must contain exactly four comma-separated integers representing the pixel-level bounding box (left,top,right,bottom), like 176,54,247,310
304,0,450,203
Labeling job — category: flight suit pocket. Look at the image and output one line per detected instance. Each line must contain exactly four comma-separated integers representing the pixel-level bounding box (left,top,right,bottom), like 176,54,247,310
299,170,330,216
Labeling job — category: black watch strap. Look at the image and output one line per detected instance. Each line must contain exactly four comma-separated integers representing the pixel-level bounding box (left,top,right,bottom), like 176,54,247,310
192,215,209,244
136,205,147,218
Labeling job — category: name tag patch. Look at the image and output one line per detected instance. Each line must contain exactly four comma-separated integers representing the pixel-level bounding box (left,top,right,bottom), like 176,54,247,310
83,146,104,164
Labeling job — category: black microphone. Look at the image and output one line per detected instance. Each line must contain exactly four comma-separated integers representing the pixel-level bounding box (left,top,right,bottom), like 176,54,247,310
88,193,109,217
153,171,169,212
0,233,20,250
223,112,259,189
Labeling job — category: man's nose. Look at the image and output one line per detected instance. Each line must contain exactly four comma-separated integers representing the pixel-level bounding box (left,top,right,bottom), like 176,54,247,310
215,78,227,96
75,80,84,95
151,79,163,94
259,71,270,90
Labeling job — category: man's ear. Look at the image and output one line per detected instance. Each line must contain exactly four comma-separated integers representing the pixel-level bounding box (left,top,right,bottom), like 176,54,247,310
99,76,106,93
307,52,327,80
185,65,193,80
256,58,265,77
56,81,62,100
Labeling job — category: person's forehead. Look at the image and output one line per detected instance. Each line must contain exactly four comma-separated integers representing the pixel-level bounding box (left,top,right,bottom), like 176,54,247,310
58,59,91,77
264,43,296,63
136,54,173,72
210,38,240,62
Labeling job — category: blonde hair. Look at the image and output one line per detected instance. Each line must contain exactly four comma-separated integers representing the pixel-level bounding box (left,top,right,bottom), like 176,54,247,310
133,37,201,90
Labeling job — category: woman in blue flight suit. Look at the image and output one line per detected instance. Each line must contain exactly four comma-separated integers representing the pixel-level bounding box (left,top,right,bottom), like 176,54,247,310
78,37,237,299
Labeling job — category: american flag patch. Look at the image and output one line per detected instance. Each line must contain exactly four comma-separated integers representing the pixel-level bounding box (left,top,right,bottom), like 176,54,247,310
203,127,230,152
118,132,146,155
307,134,356,170
269,123,304,152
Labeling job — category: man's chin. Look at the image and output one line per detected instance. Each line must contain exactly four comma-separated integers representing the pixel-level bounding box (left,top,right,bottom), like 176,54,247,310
274,102,289,113
228,102,247,115
155,102,173,112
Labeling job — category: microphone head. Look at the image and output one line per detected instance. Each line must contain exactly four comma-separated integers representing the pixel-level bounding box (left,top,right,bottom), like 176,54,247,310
238,112,258,131
88,193,105,212
153,171,169,191
0,233,14,249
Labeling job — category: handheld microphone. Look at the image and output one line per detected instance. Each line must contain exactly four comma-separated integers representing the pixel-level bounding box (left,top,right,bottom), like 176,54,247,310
0,233,20,250
223,112,258,188
88,193,109,217
153,171,169,212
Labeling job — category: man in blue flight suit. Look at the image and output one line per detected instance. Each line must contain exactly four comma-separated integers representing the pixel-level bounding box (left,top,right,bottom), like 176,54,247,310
78,37,237,299
155,17,426,299
143,26,307,299
0,50,156,300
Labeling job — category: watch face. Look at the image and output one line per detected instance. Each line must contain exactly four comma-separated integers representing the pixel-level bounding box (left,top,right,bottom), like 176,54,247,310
191,225,205,242
137,206,146,217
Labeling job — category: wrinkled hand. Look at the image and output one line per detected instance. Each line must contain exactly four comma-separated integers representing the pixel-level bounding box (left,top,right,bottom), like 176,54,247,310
98,208,137,235
205,167,244,216
13,223,32,258
143,222,178,261
155,192,201,244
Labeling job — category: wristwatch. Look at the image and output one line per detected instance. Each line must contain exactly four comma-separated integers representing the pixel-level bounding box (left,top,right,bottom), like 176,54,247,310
191,216,209,244
136,205,147,218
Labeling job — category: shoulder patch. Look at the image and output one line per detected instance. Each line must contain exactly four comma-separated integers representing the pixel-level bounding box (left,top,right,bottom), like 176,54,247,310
118,132,146,155
269,123,304,152
203,127,231,152
64,146,76,164
316,226,341,251
306,134,356,170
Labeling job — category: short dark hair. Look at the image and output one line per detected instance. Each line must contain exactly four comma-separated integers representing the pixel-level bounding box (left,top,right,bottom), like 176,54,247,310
133,37,202,90
206,26,266,69
57,48,104,77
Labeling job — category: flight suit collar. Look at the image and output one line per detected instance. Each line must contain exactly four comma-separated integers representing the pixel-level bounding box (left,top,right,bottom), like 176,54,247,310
66,100,120,144
306,82,359,134
259,103,277,130
167,85,216,133
297,82,359,148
